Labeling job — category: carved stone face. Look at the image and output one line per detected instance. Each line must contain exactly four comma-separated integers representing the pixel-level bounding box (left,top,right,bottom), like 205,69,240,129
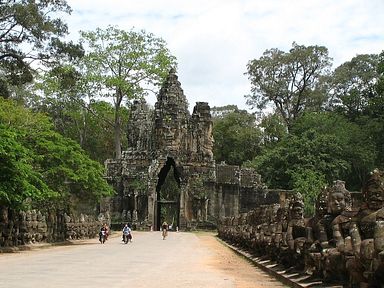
365,181,384,211
291,204,304,220
316,196,327,217
1,207,8,223
315,189,328,218
329,192,346,214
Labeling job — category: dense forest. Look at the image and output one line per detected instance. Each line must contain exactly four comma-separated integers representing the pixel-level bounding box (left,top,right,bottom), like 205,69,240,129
1,1,383,215
213,44,384,214
0,0,176,212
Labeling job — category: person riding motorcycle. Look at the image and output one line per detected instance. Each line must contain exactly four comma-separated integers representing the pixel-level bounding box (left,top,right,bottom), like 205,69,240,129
99,223,109,243
122,223,132,243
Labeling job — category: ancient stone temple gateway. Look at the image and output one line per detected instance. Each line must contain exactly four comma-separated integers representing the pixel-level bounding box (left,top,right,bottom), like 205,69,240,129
103,69,268,231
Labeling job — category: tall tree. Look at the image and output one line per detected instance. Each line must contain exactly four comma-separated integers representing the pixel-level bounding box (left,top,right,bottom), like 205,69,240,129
33,64,122,164
258,112,288,148
210,104,239,118
0,0,82,98
365,50,384,167
0,98,114,210
377,50,384,96
328,54,379,119
79,26,177,158
245,42,332,130
213,108,262,166
327,52,384,170
0,123,56,209
291,112,376,188
248,112,376,190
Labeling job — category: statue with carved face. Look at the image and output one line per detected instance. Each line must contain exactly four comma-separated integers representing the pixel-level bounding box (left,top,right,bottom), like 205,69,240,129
372,208,384,286
280,193,307,269
270,206,289,261
287,194,306,250
305,187,329,276
323,180,354,284
349,169,384,286
326,181,357,254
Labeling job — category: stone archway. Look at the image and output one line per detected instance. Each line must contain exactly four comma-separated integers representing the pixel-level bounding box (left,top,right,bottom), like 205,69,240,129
155,157,181,230
104,70,267,231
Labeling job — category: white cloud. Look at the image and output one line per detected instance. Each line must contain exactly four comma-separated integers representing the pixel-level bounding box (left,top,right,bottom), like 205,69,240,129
64,0,384,112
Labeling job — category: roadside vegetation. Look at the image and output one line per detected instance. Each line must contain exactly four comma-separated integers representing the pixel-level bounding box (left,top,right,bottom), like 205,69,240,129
212,45,384,214
1,1,383,215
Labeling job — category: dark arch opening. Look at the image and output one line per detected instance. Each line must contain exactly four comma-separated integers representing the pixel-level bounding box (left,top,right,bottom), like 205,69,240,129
156,157,181,192
156,157,181,230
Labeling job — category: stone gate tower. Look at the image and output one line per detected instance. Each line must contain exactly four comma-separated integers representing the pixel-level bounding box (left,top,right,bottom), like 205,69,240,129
104,69,265,230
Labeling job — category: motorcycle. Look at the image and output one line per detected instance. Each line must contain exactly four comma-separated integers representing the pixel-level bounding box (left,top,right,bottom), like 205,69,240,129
123,230,132,244
99,230,107,244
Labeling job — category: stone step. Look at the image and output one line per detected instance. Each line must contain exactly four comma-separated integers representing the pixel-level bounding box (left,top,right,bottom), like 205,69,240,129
218,239,343,288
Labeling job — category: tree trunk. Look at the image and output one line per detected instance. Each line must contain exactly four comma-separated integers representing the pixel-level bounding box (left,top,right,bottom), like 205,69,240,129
114,113,122,159
114,88,124,159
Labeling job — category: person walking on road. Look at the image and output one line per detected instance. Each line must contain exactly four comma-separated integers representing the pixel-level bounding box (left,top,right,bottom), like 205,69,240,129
162,221,168,240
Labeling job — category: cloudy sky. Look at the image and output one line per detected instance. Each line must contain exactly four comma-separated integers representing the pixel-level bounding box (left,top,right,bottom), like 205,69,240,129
63,0,384,112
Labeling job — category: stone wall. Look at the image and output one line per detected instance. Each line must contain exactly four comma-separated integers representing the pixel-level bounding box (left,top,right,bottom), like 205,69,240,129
0,207,101,248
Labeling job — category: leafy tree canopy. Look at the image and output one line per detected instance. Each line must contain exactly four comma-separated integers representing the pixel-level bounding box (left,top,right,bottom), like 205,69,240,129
0,98,114,210
248,112,376,191
79,26,177,158
377,50,384,96
0,124,56,208
328,54,379,119
258,112,288,147
291,168,326,216
291,112,377,188
213,108,262,166
211,105,239,118
245,42,332,130
0,0,83,98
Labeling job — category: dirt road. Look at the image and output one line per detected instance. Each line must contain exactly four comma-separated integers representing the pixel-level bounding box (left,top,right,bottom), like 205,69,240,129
0,231,286,288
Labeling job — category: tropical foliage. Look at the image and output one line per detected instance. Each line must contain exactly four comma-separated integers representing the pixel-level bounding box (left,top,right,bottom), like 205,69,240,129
213,45,384,212
0,0,83,98
1,1,383,217
245,42,332,130
212,108,262,166
79,26,177,158
0,98,114,210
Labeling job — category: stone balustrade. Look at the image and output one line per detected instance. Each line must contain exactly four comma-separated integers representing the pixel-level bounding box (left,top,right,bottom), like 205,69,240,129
0,208,102,247
218,170,384,287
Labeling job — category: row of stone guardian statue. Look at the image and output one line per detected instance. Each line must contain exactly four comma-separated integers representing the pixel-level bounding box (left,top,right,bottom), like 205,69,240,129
0,209,100,247
218,169,384,287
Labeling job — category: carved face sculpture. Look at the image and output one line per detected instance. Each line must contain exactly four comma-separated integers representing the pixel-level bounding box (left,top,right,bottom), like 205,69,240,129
366,182,384,210
328,191,346,215
315,191,328,217
365,170,384,211
1,207,8,223
291,203,304,220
